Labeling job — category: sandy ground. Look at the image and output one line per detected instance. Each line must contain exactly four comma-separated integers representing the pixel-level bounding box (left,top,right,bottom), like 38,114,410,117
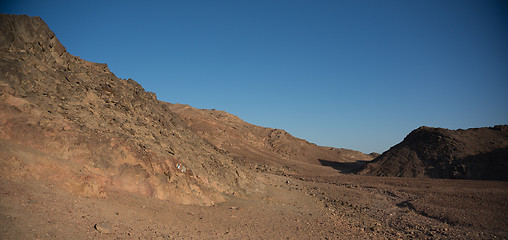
1,165,507,239
0,173,372,239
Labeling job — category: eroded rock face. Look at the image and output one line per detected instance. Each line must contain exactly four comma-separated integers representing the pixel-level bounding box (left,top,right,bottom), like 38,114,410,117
360,126,508,180
0,14,258,205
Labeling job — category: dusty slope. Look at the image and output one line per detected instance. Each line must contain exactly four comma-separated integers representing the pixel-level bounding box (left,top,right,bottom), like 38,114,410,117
0,14,259,205
168,103,376,175
360,126,508,180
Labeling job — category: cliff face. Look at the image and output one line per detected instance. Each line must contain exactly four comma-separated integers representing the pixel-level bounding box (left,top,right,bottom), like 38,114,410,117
360,126,508,180
0,14,259,205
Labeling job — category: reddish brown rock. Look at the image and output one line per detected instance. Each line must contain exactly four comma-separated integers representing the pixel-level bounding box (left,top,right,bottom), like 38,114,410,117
0,14,258,205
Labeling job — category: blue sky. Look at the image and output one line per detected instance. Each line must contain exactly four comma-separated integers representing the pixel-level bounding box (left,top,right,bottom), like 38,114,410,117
2,0,508,153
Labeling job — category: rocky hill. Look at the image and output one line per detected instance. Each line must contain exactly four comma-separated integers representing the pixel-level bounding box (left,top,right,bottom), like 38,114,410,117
0,14,262,205
0,14,373,206
168,104,375,175
359,126,508,180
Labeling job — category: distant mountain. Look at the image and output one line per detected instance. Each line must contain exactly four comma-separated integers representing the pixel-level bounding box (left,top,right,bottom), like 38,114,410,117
359,126,508,180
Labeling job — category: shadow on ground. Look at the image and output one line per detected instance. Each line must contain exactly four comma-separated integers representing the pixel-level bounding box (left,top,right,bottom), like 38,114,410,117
318,159,371,173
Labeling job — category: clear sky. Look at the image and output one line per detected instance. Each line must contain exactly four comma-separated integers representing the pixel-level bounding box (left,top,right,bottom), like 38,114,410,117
2,0,508,153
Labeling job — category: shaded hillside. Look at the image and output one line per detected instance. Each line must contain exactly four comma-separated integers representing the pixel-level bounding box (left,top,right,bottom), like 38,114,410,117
360,126,508,180
168,103,376,175
0,14,259,205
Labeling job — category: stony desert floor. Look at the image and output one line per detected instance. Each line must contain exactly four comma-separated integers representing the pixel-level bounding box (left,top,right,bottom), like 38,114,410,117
1,163,507,239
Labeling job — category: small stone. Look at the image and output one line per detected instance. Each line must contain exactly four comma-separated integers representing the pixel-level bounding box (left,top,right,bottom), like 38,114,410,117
94,221,112,234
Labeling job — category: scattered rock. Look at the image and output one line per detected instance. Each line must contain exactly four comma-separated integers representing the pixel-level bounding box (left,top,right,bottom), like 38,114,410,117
94,221,112,234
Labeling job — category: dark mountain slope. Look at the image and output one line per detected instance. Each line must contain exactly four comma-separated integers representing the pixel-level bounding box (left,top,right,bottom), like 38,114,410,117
360,126,508,180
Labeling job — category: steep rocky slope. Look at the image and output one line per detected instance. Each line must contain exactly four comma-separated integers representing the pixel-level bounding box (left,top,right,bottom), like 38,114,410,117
0,14,372,207
360,126,508,180
0,14,259,205
168,103,376,175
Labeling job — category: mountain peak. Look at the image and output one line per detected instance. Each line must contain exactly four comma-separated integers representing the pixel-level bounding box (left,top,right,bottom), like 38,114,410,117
0,14,66,57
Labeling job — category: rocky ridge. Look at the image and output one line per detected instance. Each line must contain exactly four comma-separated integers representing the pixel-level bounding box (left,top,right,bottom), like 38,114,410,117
0,14,372,206
168,103,376,175
0,14,259,205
